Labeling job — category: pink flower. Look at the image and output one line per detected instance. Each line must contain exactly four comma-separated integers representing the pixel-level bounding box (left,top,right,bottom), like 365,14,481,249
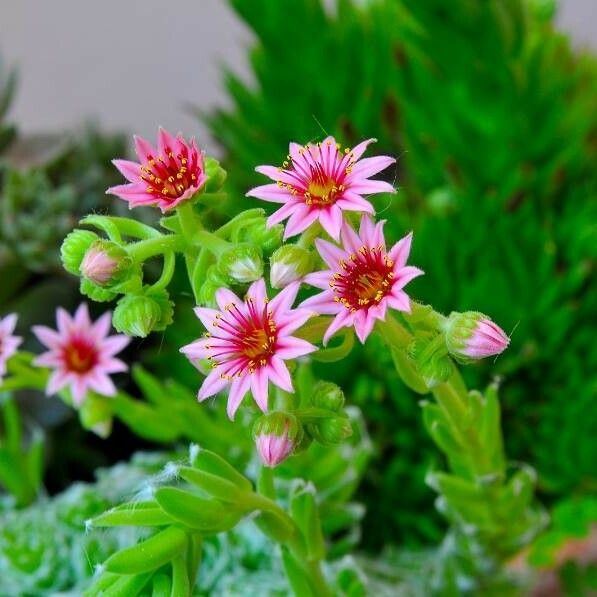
32,304,130,406
0,314,22,381
107,127,207,212
247,136,395,241
301,215,423,344
256,430,295,467
181,280,317,420
444,312,510,361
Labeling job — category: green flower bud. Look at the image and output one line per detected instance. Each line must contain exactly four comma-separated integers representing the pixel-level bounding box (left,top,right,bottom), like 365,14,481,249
112,294,161,338
269,245,313,289
60,229,98,275
146,289,174,331
409,333,452,388
307,415,352,446
241,219,283,256
79,394,113,438
198,280,220,308
80,278,118,303
206,264,229,286
218,243,263,284
80,240,135,289
310,381,345,412
204,156,227,193
253,412,303,467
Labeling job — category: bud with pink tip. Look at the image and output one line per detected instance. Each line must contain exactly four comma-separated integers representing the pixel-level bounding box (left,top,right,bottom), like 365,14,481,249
444,311,510,362
253,412,303,467
80,240,134,288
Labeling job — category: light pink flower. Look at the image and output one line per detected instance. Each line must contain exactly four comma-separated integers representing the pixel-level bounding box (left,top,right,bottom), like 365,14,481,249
81,246,118,285
256,430,294,467
107,127,207,212
32,304,130,406
247,136,395,241
0,314,22,381
181,280,317,420
301,215,423,344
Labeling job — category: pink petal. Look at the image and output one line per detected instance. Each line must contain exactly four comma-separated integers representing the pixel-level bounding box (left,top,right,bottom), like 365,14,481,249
387,289,411,313
227,375,251,420
269,282,300,318
71,376,89,406
277,308,314,335
102,335,131,356
157,127,176,157
283,206,319,240
300,290,339,315
276,336,319,360
246,279,267,305
266,201,301,228
112,159,142,183
198,368,229,401
336,193,375,214
350,138,376,161
314,239,345,269
46,370,70,396
0,314,18,335
92,312,113,339
267,357,294,393
32,325,63,350
318,205,343,241
353,310,376,343
251,368,269,412
389,232,413,268
347,155,395,180
101,357,128,374
74,303,91,329
134,135,156,161
323,310,354,345
349,180,395,195
247,184,292,203
215,288,242,311
393,265,424,289
34,352,63,368
303,271,332,290
89,372,117,397
56,308,73,335
194,307,221,330
340,221,363,255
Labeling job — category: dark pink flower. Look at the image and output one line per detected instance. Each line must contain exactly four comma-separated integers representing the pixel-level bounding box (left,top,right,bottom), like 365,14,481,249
256,430,295,467
445,312,510,361
181,280,317,420
107,127,207,212
247,136,395,240
301,215,423,344
0,314,22,381
33,304,130,405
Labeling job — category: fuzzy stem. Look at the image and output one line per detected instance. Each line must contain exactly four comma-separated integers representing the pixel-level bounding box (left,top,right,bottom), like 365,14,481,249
127,235,184,262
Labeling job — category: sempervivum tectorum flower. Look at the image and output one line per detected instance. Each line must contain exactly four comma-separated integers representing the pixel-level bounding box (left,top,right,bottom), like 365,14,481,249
0,314,22,381
181,280,317,419
247,136,395,240
301,215,423,344
107,127,207,212
32,304,130,405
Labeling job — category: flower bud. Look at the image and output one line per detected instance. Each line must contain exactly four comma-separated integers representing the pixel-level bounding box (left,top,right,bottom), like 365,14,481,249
253,412,303,467
218,243,264,284
80,240,134,289
80,278,118,303
203,156,227,193
241,219,283,256
269,245,313,289
60,229,99,275
444,311,510,362
310,381,345,412
146,289,174,331
307,415,352,446
112,294,161,338
79,394,113,438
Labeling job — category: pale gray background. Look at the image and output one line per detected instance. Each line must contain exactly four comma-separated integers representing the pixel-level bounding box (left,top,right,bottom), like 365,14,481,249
0,0,594,154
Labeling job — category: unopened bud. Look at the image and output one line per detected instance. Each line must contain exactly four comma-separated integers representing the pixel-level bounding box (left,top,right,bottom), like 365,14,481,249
80,241,133,288
269,245,313,289
241,219,283,256
61,229,99,275
307,415,352,446
444,311,510,363
204,157,227,193
310,381,345,412
112,294,161,338
253,412,303,467
146,289,174,331
80,278,118,303
218,244,263,284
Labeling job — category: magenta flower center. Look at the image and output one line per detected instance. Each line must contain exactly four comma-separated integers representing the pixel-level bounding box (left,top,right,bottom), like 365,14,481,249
331,246,395,310
63,336,99,374
140,147,199,202
207,301,278,377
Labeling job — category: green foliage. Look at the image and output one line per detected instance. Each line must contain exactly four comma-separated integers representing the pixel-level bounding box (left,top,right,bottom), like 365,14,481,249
206,0,597,545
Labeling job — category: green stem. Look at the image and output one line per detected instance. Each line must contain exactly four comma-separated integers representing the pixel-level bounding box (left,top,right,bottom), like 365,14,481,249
177,203,203,247
195,230,232,256
127,235,184,262
148,251,176,293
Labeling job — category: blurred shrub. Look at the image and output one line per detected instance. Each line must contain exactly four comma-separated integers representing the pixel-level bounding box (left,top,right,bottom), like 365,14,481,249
0,55,17,155
207,0,597,546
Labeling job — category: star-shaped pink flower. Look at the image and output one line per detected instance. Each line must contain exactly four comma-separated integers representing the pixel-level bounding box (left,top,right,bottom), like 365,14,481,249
0,314,22,382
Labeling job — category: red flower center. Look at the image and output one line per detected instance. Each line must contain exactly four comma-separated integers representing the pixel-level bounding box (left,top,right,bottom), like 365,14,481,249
139,146,200,201
63,337,98,373
330,246,395,311
207,301,278,377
